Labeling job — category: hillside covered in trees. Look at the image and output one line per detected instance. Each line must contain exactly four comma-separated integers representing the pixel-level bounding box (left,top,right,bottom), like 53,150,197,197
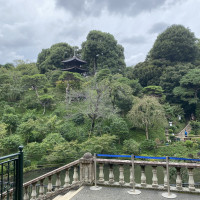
1,25,200,169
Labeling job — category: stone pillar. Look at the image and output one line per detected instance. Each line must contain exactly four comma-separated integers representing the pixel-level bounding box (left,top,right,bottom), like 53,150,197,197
141,165,146,187
30,182,37,200
99,163,105,183
47,176,53,194
55,172,61,190
119,165,125,185
38,179,45,199
64,168,70,187
109,164,114,184
24,186,29,200
152,166,158,188
188,168,195,191
163,166,167,189
176,167,182,190
79,152,94,185
72,166,79,184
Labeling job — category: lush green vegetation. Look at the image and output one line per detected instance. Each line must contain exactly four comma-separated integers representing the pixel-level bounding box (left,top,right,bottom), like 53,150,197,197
1,26,200,170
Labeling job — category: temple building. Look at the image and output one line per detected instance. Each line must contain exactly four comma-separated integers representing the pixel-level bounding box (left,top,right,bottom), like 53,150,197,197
61,56,87,74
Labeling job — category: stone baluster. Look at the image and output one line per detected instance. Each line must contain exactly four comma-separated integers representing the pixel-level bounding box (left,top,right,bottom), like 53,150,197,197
84,165,89,182
55,172,61,191
88,162,93,183
72,166,79,184
47,176,53,194
141,165,146,187
109,164,114,184
163,167,167,189
188,168,195,191
176,167,182,190
98,163,104,183
80,163,83,182
152,166,158,188
38,179,45,199
129,165,133,186
64,168,70,187
119,165,125,185
30,182,37,200
24,186,29,200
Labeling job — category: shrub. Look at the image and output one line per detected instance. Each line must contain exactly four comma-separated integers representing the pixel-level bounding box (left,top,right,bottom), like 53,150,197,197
123,139,139,155
184,140,193,148
72,113,85,125
140,140,156,152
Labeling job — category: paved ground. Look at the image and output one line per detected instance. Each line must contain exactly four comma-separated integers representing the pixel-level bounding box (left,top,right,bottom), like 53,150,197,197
71,186,200,200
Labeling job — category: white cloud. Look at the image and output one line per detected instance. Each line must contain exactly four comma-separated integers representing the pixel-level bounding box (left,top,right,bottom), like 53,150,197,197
0,0,200,66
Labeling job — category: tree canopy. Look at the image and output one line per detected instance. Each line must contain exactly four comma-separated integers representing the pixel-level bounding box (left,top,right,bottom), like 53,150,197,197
37,43,74,73
82,30,126,74
148,25,198,62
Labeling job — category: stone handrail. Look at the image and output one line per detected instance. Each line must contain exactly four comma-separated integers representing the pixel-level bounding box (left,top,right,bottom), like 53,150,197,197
95,158,200,193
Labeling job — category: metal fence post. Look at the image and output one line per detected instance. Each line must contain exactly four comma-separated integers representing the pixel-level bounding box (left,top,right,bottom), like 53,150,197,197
18,146,23,200
128,155,141,195
162,156,177,199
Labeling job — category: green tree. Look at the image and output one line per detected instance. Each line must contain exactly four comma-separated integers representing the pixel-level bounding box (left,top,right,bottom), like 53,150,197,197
39,94,54,114
2,113,19,134
132,59,170,87
22,74,48,97
37,43,73,73
128,96,167,140
82,30,126,74
57,72,83,104
83,82,115,133
110,117,129,143
123,139,139,154
0,135,23,154
148,25,198,62
79,134,117,154
173,69,200,104
160,63,196,101
15,61,39,75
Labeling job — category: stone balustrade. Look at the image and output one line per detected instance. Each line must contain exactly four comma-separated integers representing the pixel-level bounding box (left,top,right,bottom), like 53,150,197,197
22,159,81,200
2,153,200,199
95,158,200,193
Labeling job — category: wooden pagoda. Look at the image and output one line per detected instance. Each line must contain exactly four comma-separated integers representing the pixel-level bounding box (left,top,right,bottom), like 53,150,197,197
61,56,87,73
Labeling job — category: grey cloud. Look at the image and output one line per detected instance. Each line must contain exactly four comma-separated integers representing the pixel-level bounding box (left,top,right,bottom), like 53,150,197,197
121,35,147,44
56,0,167,17
58,25,87,40
148,22,169,34
0,23,39,49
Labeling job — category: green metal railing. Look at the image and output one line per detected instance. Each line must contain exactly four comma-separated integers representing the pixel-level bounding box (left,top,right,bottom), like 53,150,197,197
0,146,23,200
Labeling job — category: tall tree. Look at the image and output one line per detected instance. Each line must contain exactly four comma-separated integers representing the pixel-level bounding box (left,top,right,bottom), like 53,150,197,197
148,24,198,62
173,68,200,105
37,43,73,73
160,63,196,101
82,30,126,74
128,96,167,140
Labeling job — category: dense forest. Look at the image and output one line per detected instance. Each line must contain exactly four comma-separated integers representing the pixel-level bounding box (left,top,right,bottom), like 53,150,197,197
1,25,200,170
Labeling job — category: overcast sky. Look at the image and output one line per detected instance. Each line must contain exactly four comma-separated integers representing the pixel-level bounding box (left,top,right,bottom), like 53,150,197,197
0,0,200,66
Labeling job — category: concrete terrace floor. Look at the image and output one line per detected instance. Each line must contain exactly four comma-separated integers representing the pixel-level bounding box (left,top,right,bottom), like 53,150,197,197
70,186,200,200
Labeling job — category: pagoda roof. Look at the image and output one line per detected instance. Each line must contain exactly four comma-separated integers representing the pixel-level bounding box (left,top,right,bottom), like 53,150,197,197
62,56,87,65
61,66,87,73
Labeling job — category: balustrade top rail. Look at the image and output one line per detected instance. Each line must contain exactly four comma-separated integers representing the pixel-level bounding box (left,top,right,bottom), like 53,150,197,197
96,154,200,168
96,154,200,162
96,158,200,168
